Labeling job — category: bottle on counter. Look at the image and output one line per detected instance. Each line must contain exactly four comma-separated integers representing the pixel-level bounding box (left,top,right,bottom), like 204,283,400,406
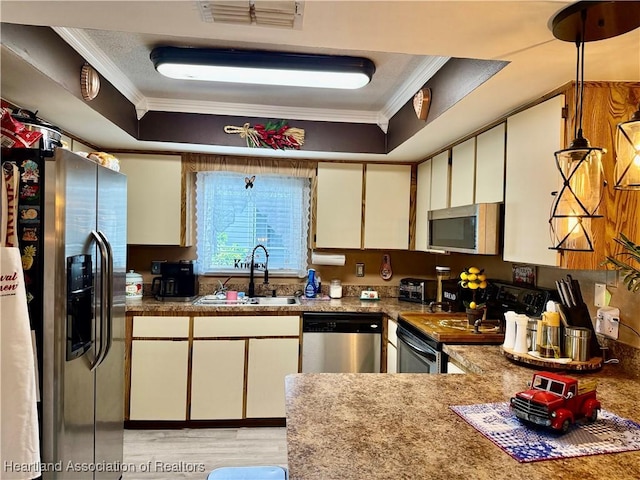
305,269,317,298
316,274,322,296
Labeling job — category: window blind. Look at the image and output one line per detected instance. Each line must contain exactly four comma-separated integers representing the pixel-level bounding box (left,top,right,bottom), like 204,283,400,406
196,171,310,276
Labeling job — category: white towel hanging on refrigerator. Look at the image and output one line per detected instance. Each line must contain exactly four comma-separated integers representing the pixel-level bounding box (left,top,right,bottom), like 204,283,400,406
0,247,41,479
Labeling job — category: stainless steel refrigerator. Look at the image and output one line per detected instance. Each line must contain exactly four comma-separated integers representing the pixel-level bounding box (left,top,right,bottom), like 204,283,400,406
3,147,126,479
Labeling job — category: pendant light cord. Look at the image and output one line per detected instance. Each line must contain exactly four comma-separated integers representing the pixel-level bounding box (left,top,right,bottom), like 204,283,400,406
577,8,587,139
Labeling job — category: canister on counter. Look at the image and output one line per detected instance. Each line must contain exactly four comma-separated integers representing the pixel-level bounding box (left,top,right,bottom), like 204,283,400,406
125,270,143,300
564,327,591,362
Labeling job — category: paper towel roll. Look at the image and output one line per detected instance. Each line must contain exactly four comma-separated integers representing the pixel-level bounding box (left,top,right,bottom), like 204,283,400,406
311,252,346,266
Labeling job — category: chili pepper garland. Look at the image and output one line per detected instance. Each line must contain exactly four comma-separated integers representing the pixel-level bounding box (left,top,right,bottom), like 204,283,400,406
224,120,305,150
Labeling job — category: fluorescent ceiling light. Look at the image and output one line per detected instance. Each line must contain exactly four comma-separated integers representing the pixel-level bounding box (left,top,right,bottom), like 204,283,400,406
150,47,375,90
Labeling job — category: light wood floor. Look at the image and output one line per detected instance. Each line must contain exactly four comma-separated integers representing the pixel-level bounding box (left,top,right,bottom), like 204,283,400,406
123,428,288,480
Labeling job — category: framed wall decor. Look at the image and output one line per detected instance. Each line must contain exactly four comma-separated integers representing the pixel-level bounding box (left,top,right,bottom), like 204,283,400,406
512,264,536,286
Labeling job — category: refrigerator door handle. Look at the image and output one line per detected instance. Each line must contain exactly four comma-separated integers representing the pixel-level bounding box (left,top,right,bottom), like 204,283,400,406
90,230,109,371
97,230,114,363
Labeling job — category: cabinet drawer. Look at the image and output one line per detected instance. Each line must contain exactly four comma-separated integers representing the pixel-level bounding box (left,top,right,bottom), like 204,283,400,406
193,315,300,337
133,316,190,338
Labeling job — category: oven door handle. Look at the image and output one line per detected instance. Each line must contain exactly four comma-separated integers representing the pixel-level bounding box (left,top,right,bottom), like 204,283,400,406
397,328,437,362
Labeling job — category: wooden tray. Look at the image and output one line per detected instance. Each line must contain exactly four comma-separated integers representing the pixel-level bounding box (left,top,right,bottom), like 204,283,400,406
502,347,602,371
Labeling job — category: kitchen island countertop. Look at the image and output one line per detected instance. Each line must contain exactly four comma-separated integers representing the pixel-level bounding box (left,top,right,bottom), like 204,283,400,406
285,348,640,480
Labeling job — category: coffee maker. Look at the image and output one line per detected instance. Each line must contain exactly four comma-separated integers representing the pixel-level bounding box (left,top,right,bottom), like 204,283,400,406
152,261,198,301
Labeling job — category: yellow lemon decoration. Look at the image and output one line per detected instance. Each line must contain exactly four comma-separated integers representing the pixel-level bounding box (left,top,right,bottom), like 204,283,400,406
459,266,488,310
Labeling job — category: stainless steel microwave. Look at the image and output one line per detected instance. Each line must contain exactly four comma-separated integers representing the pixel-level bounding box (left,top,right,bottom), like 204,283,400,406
427,203,500,254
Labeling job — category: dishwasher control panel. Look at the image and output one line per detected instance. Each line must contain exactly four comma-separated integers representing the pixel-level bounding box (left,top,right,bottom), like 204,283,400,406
302,312,383,334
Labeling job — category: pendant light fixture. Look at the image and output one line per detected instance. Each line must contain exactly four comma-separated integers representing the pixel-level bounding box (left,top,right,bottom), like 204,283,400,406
548,1,640,251
615,103,640,190
549,5,605,252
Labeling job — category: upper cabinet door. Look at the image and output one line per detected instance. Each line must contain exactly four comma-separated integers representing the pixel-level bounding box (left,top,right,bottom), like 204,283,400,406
504,95,564,266
414,160,432,251
315,163,363,248
475,123,506,204
364,164,411,249
118,153,183,245
430,151,450,211
450,138,476,208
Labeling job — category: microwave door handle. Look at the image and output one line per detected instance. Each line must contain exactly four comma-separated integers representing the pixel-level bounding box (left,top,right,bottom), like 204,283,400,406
397,329,437,363
97,231,114,363
90,230,108,371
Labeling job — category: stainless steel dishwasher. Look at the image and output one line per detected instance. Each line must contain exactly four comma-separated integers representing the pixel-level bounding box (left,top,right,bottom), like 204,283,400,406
301,312,382,373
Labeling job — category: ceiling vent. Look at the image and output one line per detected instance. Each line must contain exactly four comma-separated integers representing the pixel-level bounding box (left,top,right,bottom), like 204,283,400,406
196,1,304,29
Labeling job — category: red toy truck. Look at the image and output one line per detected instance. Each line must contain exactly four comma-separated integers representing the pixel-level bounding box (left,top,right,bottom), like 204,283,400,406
510,371,601,433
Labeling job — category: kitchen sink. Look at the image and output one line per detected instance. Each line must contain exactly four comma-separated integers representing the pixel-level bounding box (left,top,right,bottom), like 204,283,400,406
193,295,300,306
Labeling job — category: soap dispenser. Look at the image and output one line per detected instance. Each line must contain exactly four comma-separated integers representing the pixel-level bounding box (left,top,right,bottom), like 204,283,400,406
305,269,317,298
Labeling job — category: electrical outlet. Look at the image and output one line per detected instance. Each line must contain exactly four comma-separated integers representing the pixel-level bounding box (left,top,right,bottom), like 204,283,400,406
596,306,620,339
594,283,606,307
356,263,365,277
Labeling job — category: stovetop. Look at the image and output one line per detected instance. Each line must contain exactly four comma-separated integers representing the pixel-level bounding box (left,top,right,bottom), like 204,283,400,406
398,281,555,345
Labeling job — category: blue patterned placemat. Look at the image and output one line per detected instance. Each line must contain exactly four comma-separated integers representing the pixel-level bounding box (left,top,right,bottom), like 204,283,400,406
450,402,640,463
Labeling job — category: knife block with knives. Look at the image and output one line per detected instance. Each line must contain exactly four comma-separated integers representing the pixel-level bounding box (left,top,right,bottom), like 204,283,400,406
556,276,601,357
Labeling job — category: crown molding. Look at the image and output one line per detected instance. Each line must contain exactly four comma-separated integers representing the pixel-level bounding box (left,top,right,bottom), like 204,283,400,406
145,97,383,126
380,56,450,121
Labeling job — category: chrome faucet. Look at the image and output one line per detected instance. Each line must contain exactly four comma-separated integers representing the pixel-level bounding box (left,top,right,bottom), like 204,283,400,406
248,244,269,298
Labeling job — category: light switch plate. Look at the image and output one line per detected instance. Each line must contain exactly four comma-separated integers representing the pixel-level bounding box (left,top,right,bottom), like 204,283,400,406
594,283,607,307
356,263,365,277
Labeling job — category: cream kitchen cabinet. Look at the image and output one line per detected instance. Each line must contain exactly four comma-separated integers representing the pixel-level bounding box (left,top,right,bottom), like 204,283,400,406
315,162,363,248
414,159,432,251
117,153,184,245
504,95,564,266
129,316,190,421
430,151,450,211
364,164,411,249
246,338,299,418
450,138,476,208
315,162,411,250
191,315,300,421
191,340,245,420
475,123,506,203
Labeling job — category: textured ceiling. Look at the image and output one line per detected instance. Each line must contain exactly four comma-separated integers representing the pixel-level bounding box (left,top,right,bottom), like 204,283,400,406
82,29,429,112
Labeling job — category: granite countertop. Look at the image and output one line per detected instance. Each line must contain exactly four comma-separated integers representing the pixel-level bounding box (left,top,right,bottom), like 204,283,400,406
125,296,438,319
285,349,640,480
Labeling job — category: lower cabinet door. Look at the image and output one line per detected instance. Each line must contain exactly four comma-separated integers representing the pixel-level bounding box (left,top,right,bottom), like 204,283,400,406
246,338,299,418
129,340,189,420
387,342,398,374
190,340,246,420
